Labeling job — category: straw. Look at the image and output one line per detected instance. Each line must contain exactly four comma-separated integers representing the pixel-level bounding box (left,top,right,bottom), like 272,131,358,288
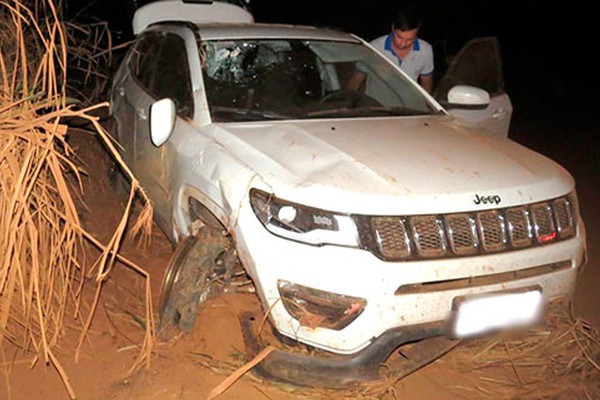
1,1,156,397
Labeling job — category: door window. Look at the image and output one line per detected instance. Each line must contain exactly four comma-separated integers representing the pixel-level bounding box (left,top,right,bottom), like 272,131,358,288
128,32,194,119
152,34,194,119
128,32,161,92
434,37,505,101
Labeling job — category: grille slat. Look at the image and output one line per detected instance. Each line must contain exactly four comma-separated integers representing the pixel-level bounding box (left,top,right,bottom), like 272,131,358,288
531,203,556,242
368,195,576,261
553,198,574,238
506,207,532,248
410,216,446,258
445,214,478,255
372,217,411,259
478,210,507,252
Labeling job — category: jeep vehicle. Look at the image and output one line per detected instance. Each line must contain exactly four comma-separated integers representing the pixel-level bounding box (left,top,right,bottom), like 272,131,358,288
109,0,586,387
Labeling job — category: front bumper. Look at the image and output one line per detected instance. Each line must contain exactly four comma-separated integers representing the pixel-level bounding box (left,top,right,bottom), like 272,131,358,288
235,201,586,354
240,310,457,388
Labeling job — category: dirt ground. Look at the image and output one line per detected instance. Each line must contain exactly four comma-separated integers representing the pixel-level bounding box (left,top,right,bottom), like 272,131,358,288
2,119,599,400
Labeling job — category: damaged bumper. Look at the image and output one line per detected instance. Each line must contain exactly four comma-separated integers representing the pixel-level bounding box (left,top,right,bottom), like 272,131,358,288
236,196,585,354
240,310,457,388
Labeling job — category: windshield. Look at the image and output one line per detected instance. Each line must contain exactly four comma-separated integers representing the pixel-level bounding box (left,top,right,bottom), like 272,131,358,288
201,38,439,122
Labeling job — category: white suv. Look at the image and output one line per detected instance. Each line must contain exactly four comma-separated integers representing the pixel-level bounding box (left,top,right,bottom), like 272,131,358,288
109,0,586,387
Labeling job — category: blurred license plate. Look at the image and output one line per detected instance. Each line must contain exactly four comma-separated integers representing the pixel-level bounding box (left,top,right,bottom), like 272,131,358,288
452,288,543,338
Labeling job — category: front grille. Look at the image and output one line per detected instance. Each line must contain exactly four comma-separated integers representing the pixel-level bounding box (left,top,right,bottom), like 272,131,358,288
365,195,577,261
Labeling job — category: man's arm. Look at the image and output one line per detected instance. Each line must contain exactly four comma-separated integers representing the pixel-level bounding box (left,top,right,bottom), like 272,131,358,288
347,70,366,92
419,41,434,94
419,74,433,94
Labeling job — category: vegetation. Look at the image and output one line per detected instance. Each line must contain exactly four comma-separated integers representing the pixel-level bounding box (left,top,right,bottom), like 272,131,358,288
0,1,154,397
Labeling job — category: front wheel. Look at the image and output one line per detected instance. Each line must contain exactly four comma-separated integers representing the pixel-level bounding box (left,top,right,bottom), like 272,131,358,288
158,228,230,333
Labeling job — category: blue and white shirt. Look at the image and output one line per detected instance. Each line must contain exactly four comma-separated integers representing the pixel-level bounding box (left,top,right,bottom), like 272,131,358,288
370,33,434,82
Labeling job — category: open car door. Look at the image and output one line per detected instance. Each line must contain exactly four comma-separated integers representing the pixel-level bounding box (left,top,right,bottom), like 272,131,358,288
434,37,513,138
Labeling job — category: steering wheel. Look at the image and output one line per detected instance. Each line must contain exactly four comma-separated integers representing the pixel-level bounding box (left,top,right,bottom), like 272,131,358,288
318,89,366,105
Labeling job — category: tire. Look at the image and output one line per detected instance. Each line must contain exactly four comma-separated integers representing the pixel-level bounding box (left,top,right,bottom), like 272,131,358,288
158,228,230,333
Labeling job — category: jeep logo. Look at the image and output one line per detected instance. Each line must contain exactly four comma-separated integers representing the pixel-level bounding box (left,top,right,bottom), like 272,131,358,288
473,194,502,205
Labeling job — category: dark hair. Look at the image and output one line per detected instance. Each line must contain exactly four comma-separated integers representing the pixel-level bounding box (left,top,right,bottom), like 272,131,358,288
392,3,423,31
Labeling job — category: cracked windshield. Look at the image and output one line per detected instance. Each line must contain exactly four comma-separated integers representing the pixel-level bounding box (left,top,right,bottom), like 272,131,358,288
202,39,439,121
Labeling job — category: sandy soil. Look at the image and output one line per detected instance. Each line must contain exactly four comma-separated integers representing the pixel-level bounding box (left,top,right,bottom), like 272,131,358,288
2,123,599,400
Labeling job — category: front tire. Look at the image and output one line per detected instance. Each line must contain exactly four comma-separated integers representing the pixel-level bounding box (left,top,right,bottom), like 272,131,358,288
158,228,230,333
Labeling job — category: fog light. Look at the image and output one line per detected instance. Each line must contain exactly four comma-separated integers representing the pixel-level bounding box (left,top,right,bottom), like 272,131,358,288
277,280,366,330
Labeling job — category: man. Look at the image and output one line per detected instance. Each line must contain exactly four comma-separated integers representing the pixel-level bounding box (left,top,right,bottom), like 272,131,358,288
366,5,434,93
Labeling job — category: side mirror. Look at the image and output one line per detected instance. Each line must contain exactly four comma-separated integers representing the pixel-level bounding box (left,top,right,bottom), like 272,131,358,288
150,98,176,147
446,85,490,110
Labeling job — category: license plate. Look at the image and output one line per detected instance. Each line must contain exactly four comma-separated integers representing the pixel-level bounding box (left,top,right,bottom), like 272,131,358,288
451,288,544,338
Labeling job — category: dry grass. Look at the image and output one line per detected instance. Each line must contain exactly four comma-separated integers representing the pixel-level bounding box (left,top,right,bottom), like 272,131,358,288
181,298,600,400
64,20,125,106
0,1,155,398
446,299,600,399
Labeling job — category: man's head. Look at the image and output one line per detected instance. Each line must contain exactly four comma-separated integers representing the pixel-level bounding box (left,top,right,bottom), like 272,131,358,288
391,4,422,50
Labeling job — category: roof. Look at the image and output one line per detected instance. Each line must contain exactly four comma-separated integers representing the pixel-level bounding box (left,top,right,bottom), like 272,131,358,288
192,23,359,42
132,0,254,35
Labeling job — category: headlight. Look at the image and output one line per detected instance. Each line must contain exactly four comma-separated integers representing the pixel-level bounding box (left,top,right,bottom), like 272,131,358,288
249,189,359,247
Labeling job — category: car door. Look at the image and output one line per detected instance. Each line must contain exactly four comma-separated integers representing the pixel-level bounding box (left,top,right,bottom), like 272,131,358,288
434,37,513,138
131,31,197,235
111,32,161,168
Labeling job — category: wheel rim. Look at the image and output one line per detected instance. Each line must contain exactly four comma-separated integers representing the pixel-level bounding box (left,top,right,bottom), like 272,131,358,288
158,237,197,317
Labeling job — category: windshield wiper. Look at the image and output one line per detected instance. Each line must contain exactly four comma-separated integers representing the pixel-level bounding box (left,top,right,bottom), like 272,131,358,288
307,106,437,118
211,106,290,121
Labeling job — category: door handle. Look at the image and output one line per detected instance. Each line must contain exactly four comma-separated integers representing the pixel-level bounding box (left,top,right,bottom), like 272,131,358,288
137,108,147,120
492,108,508,119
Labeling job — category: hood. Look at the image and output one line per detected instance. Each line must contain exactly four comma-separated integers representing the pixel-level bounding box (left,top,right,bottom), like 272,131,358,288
212,116,573,215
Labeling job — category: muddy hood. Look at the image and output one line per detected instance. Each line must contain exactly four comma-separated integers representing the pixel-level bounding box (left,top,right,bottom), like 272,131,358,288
213,117,574,215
